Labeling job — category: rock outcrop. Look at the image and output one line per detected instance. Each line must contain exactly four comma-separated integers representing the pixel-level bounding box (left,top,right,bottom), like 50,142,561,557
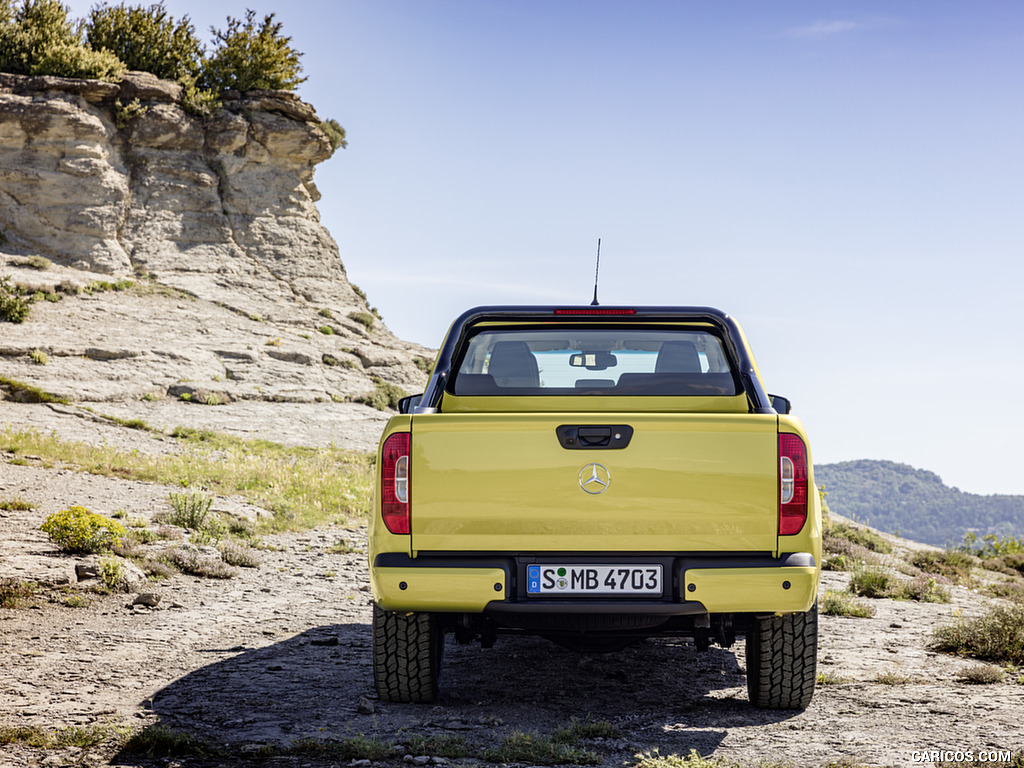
0,72,431,405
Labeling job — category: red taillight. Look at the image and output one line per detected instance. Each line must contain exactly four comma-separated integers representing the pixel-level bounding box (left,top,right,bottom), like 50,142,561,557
381,431,410,534
779,433,808,535
553,308,637,315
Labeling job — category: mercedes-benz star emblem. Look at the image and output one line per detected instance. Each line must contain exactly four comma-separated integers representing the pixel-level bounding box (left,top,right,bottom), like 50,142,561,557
578,462,611,494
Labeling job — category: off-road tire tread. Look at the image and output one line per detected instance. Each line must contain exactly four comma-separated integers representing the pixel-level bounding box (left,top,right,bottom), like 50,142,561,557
745,604,817,710
372,603,441,703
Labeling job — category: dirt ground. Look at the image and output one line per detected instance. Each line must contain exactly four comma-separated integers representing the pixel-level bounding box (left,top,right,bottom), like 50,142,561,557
2,401,1023,768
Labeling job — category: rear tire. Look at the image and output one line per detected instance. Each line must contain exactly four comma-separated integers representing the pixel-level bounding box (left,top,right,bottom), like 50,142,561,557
372,603,443,703
745,604,817,709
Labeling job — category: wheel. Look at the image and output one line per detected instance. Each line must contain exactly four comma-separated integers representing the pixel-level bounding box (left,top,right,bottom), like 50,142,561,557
745,603,817,709
371,603,443,703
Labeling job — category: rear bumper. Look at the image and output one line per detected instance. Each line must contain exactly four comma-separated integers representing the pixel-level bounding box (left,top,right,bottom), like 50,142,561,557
371,552,819,615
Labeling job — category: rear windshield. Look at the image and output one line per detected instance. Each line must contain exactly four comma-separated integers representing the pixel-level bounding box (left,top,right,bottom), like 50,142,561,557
449,327,739,396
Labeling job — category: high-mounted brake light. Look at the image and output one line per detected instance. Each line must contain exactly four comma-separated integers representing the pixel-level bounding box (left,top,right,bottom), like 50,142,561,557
381,432,410,534
554,308,637,316
779,433,808,535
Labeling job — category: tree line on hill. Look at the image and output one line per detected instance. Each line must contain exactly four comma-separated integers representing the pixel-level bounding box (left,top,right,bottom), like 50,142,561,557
0,0,345,146
815,459,1024,549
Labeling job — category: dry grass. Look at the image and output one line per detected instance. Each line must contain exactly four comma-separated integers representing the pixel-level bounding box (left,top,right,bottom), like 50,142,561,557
161,546,237,579
1,425,373,533
955,664,1005,684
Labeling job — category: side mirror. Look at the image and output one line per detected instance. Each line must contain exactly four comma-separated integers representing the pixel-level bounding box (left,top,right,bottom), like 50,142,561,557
398,394,422,414
769,394,791,414
569,351,617,371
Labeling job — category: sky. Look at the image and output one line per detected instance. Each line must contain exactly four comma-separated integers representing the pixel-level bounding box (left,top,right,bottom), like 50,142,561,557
61,1,1024,495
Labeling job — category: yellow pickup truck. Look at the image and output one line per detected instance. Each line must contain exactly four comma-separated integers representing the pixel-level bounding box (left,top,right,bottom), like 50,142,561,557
368,305,821,708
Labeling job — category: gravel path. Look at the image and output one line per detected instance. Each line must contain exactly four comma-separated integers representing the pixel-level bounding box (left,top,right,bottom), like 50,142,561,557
1,402,1022,768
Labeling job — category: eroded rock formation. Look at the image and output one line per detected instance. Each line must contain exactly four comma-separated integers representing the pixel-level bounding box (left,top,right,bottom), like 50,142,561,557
0,72,430,405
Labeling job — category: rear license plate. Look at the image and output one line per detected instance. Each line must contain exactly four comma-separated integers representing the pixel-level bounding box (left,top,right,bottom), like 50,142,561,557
526,564,663,596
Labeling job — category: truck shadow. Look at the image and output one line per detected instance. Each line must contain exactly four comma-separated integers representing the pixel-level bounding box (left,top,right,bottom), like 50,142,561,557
116,623,801,764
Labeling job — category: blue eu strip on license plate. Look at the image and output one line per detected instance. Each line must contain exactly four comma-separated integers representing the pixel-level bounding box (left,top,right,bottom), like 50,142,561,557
526,564,662,595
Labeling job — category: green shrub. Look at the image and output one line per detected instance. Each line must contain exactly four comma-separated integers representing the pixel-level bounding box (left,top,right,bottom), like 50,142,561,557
29,348,47,365
0,0,125,80
30,39,125,79
320,117,347,151
895,575,951,603
98,554,126,590
40,505,126,554
957,532,1024,559
16,255,51,270
83,2,203,81
202,10,305,93
166,490,212,530
849,565,950,603
0,0,78,75
125,527,158,545
85,279,133,292
0,578,36,608
318,324,335,335
933,602,1024,665
849,566,894,598
825,520,893,554
358,376,408,411
821,589,875,618
911,550,975,584
816,671,851,685
114,97,148,129
956,663,1005,684
0,275,33,323
823,554,848,571
983,553,1024,578
219,541,261,568
348,310,375,330
179,76,220,116
0,496,34,511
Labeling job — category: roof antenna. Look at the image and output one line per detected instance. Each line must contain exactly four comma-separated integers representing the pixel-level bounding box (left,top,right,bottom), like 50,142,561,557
591,238,601,306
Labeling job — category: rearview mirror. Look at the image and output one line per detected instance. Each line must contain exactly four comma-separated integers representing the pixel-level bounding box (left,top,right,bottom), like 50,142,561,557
569,352,617,371
398,394,422,414
769,394,791,414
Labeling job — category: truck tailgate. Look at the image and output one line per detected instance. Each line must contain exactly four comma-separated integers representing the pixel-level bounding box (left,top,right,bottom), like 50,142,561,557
409,413,779,553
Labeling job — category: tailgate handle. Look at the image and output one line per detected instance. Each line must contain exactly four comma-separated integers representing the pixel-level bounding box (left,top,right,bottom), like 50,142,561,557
556,425,634,450
578,427,611,446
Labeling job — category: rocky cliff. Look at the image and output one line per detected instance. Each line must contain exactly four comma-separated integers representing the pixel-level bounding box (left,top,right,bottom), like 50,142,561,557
0,71,431,408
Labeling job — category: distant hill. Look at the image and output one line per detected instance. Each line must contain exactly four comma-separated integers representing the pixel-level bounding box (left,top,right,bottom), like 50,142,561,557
815,460,1024,549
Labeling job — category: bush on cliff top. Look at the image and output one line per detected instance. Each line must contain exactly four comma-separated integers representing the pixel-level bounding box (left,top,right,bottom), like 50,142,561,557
84,2,204,82
0,0,124,79
202,9,305,93
2,2,311,96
